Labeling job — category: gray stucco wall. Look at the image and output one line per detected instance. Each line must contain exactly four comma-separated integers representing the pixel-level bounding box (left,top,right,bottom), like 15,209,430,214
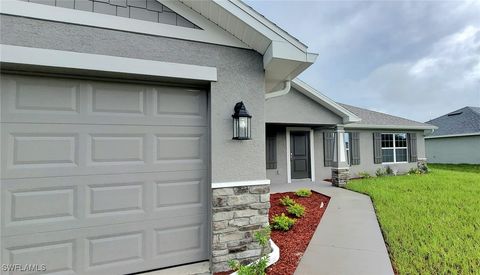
266,126,288,184
265,87,342,125
267,126,427,184
426,136,480,164
0,14,266,183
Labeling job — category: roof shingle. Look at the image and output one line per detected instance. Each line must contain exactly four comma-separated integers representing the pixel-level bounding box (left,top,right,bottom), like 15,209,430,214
426,106,480,136
339,103,435,129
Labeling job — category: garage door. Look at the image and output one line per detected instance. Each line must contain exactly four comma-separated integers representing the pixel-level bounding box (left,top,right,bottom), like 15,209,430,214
0,74,209,274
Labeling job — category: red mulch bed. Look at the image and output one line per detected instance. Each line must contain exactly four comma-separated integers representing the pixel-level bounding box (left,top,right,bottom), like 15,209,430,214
214,191,330,275
266,191,329,275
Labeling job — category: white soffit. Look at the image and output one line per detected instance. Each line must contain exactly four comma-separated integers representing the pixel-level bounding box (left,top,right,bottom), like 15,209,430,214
179,0,319,92
292,79,361,124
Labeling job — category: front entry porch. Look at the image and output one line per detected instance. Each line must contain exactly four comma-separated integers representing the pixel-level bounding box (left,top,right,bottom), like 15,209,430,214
266,124,350,187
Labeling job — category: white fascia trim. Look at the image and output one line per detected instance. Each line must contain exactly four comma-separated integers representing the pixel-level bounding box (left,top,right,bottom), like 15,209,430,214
219,0,308,52
286,127,315,183
291,79,361,124
0,0,248,49
344,124,437,130
0,45,217,81
212,179,270,189
425,132,480,139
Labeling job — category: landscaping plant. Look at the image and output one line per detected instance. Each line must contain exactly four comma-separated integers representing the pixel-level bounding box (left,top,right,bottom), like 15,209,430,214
375,168,385,177
295,188,312,197
408,168,421,175
385,165,394,175
279,195,296,207
287,203,305,218
358,171,372,178
271,213,296,231
228,227,271,275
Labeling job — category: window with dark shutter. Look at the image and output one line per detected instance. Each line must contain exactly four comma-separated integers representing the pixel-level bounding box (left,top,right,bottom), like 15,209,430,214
350,132,361,165
373,132,383,164
407,133,418,162
323,131,335,167
266,131,277,169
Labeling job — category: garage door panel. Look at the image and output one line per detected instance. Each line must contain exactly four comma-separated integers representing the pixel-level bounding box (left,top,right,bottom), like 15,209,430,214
1,74,209,274
2,124,207,179
89,82,147,115
5,240,76,275
2,215,208,275
2,170,207,237
1,75,207,126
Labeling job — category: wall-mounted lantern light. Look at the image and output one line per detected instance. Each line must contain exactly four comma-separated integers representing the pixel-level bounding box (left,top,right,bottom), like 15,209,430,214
232,101,251,140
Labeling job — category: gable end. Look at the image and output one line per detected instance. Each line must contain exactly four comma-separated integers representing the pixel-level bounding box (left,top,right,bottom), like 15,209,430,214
23,0,199,28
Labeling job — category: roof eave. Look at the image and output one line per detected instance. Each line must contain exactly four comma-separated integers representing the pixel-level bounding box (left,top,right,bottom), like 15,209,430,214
344,124,438,130
181,0,318,93
425,132,480,139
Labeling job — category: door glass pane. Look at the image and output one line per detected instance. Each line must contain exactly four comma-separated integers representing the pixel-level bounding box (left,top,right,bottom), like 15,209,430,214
395,148,408,162
382,149,394,162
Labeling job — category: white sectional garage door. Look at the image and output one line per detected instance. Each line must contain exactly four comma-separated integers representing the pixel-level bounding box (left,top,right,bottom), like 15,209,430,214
0,74,209,274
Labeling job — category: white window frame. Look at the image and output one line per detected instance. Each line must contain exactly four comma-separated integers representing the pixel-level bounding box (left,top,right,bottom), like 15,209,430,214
381,133,408,164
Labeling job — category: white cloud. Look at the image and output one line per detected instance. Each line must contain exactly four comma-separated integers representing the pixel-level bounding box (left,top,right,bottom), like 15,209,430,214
248,0,480,122
342,25,480,121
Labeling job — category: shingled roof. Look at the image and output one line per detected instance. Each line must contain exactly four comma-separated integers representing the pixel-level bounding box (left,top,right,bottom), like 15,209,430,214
339,103,436,130
425,106,480,137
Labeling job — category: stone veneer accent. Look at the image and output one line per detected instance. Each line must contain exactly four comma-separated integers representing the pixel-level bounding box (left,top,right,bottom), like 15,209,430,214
211,184,270,273
331,167,349,187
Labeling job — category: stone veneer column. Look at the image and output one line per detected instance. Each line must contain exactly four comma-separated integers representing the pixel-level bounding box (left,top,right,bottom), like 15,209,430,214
331,126,350,187
211,184,270,273
331,167,350,187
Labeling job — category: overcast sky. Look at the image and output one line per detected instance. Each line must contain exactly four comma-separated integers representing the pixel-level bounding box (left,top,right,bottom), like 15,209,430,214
247,0,480,122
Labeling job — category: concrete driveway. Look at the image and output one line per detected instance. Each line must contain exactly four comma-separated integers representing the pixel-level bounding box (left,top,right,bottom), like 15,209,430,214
271,181,395,275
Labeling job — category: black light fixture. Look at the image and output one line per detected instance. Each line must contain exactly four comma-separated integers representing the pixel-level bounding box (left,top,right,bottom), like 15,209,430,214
232,101,252,140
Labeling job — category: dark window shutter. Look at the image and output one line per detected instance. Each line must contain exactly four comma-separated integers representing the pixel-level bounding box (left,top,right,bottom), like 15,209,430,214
373,132,382,164
351,132,361,165
266,131,277,169
323,132,335,167
407,133,417,162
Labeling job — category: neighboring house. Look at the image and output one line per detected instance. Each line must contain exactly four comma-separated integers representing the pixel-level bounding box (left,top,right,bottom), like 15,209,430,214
265,79,436,184
425,107,480,164
0,0,436,274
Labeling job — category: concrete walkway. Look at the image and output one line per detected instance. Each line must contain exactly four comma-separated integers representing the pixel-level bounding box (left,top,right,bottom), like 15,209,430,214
271,181,394,275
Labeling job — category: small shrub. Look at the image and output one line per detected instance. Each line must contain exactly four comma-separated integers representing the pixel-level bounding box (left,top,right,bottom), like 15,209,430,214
279,195,296,207
271,213,296,231
418,162,429,174
376,168,385,177
358,172,372,178
228,227,271,275
385,166,394,175
295,188,312,197
408,168,421,175
287,203,305,217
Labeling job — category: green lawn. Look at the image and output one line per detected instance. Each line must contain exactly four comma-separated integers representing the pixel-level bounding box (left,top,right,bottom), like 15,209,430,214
347,164,480,275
